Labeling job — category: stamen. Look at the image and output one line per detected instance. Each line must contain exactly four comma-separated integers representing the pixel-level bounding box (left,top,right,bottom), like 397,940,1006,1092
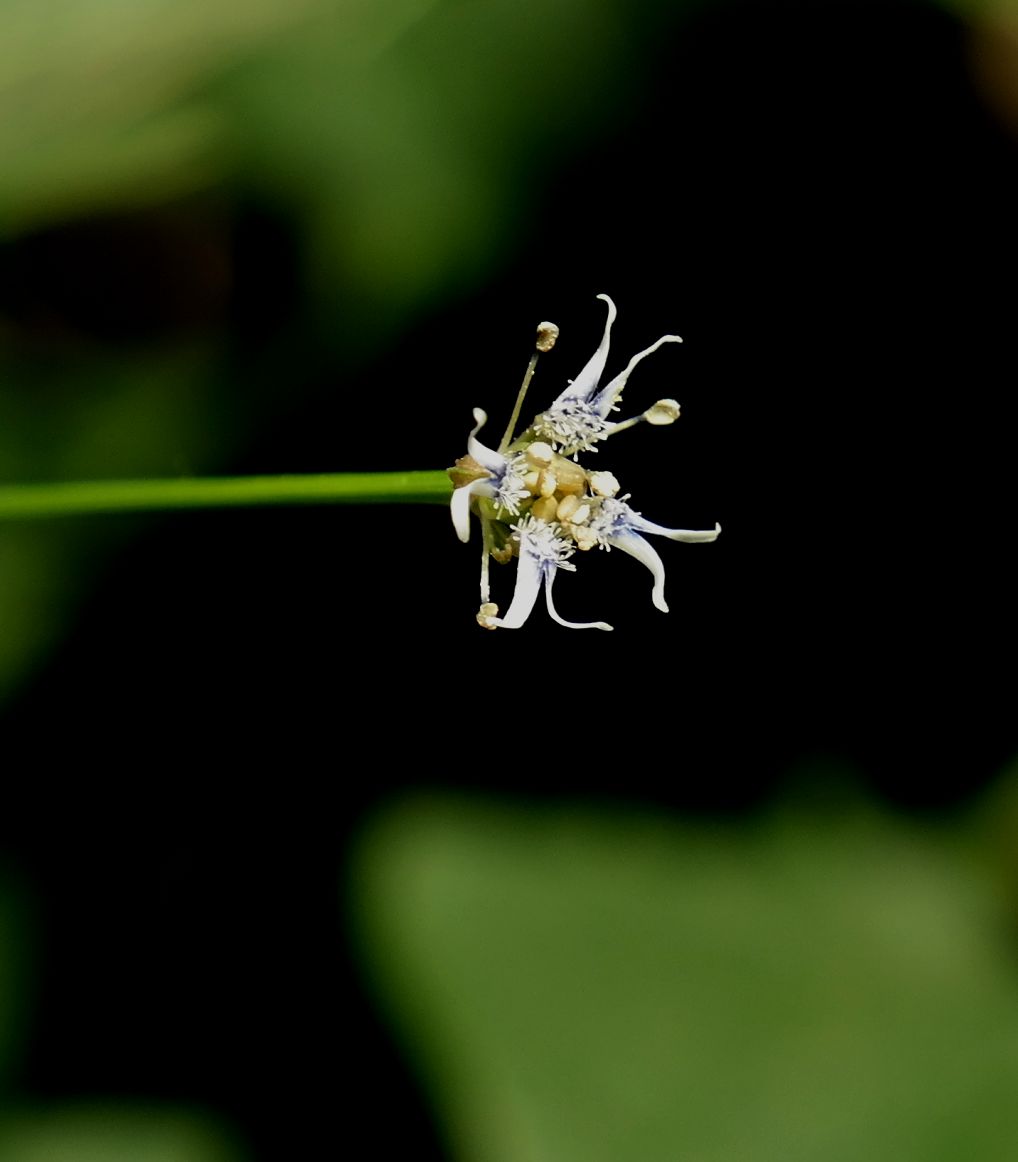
499,320,560,453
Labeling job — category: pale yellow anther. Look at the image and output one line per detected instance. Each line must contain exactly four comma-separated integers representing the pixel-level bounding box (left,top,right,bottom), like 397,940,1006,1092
535,322,560,353
552,456,587,495
589,470,621,498
476,602,499,630
531,496,559,522
645,398,681,426
572,503,591,525
538,470,557,498
573,526,598,551
525,441,554,468
523,470,541,494
556,494,580,523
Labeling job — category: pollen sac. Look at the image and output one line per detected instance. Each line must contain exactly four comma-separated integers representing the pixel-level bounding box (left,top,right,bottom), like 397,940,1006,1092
645,398,681,425
525,441,554,469
549,455,586,495
535,322,560,352
476,602,499,630
588,470,620,498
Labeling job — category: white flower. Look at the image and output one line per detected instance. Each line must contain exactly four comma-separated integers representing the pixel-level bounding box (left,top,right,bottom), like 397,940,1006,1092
449,295,720,630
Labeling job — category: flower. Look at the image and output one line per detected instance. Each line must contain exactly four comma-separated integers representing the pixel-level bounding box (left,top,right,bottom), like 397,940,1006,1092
449,295,720,630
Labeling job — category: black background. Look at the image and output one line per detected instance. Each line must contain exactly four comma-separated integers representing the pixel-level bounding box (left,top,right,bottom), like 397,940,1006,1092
1,2,1015,1158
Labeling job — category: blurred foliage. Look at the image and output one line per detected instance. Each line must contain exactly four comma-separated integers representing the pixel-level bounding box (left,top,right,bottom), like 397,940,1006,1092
352,787,1018,1162
0,1106,246,1162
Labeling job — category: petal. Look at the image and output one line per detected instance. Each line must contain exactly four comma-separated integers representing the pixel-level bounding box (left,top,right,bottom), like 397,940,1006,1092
450,477,494,543
625,515,722,543
551,294,617,406
607,529,671,612
491,548,543,629
590,334,683,419
544,567,613,631
467,408,509,475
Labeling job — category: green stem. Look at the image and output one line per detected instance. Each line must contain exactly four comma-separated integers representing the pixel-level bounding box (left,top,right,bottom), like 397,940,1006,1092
0,470,452,522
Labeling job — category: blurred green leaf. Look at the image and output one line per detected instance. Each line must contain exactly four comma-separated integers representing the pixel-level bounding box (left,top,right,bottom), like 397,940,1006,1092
0,1105,247,1162
0,0,322,233
352,793,1018,1162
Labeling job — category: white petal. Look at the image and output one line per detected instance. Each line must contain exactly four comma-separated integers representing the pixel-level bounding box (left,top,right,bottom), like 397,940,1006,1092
544,567,613,631
590,334,682,419
492,548,543,629
626,516,722,543
467,408,509,475
607,530,670,613
551,294,617,405
450,477,494,543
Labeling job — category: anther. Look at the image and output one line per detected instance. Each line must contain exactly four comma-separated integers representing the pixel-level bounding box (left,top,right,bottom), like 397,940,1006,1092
556,494,580,523
476,602,499,630
535,322,560,353
525,441,554,468
538,470,557,498
589,470,620,498
645,398,681,426
531,496,558,522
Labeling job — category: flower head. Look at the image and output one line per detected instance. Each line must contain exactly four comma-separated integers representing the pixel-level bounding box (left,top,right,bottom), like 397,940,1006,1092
449,295,720,630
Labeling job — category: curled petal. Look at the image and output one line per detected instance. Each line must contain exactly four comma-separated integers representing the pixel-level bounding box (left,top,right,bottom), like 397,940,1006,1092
590,334,683,419
607,529,671,613
450,477,495,543
552,294,617,406
491,548,543,629
467,408,509,475
625,515,722,543
545,569,613,630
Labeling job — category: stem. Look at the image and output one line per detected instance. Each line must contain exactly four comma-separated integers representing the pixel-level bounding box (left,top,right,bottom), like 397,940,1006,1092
0,470,452,522
499,352,539,453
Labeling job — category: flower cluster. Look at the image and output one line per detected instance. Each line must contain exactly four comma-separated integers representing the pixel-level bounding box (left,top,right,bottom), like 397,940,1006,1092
449,295,720,631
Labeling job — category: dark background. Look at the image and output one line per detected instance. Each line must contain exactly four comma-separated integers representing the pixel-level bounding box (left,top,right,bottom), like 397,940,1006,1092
0,2,1014,1158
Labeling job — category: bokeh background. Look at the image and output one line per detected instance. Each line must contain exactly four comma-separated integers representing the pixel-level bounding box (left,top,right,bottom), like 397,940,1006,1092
1,0,1016,1158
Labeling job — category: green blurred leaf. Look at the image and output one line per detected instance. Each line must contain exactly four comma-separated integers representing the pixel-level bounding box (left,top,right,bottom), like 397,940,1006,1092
0,1105,247,1162
352,794,1018,1162
0,0,321,233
